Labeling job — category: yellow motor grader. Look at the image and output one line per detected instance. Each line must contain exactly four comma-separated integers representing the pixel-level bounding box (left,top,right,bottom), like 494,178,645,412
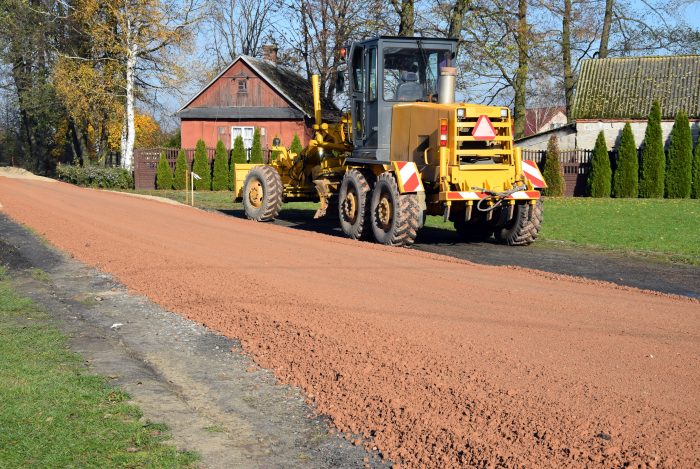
238,36,546,246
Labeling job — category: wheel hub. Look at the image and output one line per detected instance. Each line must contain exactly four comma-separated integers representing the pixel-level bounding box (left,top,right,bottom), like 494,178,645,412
342,191,357,222
377,195,392,228
249,180,263,207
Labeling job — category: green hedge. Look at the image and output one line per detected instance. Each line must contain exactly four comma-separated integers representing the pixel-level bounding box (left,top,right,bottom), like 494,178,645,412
542,136,564,196
156,152,173,190
612,122,638,198
639,101,665,198
56,164,133,189
588,131,611,197
665,110,693,198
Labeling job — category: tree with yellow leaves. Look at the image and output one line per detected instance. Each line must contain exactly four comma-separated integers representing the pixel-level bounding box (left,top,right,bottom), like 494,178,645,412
55,0,202,169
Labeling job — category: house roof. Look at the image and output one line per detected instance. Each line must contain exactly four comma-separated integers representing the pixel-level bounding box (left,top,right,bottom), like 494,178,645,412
524,106,566,137
178,56,341,121
572,55,700,120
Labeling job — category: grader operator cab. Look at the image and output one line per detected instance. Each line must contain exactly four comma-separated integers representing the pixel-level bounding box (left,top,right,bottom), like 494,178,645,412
239,36,546,247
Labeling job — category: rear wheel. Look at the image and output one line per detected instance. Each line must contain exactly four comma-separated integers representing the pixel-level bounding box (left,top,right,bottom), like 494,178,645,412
242,165,283,221
494,199,543,246
338,169,372,240
370,172,420,246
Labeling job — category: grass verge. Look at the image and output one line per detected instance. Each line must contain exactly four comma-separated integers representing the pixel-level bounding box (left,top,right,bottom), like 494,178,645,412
124,190,700,265
0,266,198,467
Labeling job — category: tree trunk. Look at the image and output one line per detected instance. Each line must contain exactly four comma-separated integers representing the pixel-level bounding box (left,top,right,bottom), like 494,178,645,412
447,0,470,54
122,42,137,170
391,0,415,36
513,0,528,139
598,0,614,58
562,0,574,121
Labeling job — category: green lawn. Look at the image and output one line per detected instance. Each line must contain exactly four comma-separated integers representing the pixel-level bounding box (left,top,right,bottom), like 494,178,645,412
0,266,198,468
125,190,700,264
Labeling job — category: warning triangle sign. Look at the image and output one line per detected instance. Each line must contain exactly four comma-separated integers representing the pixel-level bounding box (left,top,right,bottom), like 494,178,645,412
472,115,496,140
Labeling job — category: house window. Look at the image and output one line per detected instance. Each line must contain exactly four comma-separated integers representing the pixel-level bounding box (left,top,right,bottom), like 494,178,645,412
238,79,247,93
231,126,255,159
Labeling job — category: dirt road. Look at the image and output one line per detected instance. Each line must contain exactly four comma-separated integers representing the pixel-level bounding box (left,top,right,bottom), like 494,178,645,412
2,177,699,468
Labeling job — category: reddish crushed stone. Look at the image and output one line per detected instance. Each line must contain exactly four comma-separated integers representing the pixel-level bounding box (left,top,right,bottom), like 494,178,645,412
2,177,699,468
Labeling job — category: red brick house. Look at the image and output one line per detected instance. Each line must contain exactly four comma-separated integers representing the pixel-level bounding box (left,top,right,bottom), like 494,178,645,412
177,47,340,155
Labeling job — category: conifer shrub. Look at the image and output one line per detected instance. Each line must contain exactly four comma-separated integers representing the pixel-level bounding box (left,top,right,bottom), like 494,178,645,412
156,152,173,190
192,139,211,190
692,139,700,199
290,133,303,156
250,128,263,164
232,135,246,164
588,131,611,197
612,123,638,198
270,135,281,161
665,110,693,198
639,101,664,198
212,139,229,191
230,135,246,191
173,149,187,190
541,136,564,196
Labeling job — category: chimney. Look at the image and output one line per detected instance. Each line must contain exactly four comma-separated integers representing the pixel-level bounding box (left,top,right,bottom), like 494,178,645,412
262,44,278,65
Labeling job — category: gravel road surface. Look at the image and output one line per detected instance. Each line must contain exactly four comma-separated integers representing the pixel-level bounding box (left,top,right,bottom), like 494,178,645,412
1,177,698,468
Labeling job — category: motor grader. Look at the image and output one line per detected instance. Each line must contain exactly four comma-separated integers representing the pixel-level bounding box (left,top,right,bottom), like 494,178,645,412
238,36,546,246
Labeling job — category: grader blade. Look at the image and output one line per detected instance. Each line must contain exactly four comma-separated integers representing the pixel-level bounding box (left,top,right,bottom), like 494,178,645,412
313,179,332,219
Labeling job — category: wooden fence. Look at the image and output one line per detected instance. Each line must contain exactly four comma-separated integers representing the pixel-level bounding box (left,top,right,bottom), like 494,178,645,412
521,148,594,197
133,147,273,190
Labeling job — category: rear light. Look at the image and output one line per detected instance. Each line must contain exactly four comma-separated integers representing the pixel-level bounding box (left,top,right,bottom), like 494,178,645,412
440,118,448,147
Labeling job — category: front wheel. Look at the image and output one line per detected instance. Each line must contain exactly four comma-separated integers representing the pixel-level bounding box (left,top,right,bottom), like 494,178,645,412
338,169,372,240
494,199,543,246
242,165,283,221
370,172,420,246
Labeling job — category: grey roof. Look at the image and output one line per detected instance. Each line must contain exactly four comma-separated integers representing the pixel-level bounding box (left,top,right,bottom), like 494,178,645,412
178,56,341,122
573,55,700,120
179,107,304,120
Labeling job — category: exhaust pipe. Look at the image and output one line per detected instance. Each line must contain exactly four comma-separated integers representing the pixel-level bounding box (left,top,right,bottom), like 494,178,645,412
438,67,457,104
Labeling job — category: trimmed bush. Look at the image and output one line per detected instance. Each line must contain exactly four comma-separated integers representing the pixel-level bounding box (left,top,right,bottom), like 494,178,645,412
541,136,564,196
612,123,638,198
56,164,133,189
212,139,229,191
290,133,303,156
155,152,173,190
232,135,246,164
639,101,664,198
665,110,693,198
692,139,700,199
588,131,611,197
192,139,211,190
250,128,263,164
270,135,281,161
173,149,187,190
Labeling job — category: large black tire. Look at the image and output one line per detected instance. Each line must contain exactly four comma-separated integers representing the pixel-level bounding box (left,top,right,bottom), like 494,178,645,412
242,165,283,221
338,169,372,240
369,172,421,246
494,199,544,246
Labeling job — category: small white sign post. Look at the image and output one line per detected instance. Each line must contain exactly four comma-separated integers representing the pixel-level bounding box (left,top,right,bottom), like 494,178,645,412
190,172,201,207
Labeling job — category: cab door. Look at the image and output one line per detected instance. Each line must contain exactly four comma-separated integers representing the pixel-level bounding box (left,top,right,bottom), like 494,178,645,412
351,45,365,148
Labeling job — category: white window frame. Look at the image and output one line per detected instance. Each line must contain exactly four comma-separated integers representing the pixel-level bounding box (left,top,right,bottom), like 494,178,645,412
231,126,255,151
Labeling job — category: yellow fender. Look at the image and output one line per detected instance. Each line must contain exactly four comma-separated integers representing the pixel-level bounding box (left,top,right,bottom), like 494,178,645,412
391,161,425,193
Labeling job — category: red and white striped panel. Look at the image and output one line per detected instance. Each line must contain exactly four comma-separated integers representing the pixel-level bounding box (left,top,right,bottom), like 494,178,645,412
445,191,541,201
522,160,548,188
392,161,424,193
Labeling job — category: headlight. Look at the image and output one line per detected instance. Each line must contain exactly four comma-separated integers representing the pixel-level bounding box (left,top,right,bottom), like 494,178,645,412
501,108,509,117
457,108,465,118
